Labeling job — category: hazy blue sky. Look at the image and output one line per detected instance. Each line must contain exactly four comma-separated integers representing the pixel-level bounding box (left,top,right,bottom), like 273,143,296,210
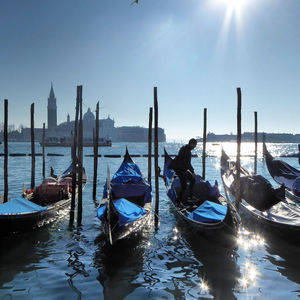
0,0,299,140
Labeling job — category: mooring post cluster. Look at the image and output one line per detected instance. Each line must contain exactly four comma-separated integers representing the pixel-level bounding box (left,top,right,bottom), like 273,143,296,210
1,85,262,227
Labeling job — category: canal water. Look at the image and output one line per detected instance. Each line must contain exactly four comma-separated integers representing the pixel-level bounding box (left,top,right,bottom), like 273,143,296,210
0,142,299,299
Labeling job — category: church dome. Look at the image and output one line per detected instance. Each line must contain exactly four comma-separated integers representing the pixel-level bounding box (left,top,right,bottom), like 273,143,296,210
83,108,95,127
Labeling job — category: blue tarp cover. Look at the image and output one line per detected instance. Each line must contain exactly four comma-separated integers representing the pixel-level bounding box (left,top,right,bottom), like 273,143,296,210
163,159,175,188
188,200,227,223
103,161,151,203
112,162,144,184
0,197,47,214
97,198,147,226
97,204,106,220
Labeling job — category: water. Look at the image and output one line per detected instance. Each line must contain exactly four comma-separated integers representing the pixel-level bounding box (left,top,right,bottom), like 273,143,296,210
0,142,300,299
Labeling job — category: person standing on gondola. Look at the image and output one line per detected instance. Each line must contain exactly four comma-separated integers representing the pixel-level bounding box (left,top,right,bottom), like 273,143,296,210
169,138,198,205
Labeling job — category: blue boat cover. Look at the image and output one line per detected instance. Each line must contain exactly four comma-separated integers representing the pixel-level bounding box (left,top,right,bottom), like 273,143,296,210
187,200,227,223
0,197,47,214
97,204,107,220
103,160,151,203
97,198,147,226
112,162,144,184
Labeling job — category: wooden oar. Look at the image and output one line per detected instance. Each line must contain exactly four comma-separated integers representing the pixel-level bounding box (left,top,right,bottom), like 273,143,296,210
106,165,113,245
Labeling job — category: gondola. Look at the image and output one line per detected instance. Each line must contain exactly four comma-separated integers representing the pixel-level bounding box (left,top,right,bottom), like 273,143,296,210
0,162,87,235
163,149,239,246
221,148,300,242
97,148,152,245
264,143,300,203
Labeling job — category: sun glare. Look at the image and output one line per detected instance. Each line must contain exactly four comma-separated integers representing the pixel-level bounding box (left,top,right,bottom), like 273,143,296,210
218,0,246,11
209,0,249,66
214,0,251,30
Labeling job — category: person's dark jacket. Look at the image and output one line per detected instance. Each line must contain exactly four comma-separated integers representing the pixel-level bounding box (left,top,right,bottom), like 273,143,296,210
169,144,194,173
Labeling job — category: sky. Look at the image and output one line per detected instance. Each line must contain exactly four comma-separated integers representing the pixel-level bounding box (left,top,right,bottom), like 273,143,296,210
0,0,300,141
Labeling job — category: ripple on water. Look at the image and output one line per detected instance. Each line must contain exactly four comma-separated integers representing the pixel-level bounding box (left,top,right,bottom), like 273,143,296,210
1,142,300,299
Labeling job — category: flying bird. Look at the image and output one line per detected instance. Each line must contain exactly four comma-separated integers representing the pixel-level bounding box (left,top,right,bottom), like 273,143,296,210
130,0,138,6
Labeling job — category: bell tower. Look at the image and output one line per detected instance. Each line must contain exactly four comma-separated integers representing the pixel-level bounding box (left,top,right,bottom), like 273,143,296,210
47,82,57,131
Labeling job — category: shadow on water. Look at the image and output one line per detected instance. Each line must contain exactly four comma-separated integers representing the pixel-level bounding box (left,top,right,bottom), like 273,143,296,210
175,223,240,300
264,234,300,290
94,229,150,300
0,228,50,289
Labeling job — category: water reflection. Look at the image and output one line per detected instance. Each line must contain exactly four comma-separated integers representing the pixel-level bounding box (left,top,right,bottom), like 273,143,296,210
1,142,300,299
142,228,202,299
65,230,90,299
264,235,300,287
237,228,265,251
94,230,149,300
176,225,240,300
234,227,265,295
0,228,50,289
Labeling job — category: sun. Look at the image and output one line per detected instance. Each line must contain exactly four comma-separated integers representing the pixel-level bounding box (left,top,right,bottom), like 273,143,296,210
218,0,246,10
209,0,250,66
214,0,249,34
216,0,247,15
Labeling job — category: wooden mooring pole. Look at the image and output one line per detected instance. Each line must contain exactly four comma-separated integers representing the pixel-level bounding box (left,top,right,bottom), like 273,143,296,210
77,86,83,226
4,100,8,203
254,111,258,175
42,123,45,178
70,86,80,226
93,102,99,201
236,88,242,208
148,107,153,184
202,108,207,180
262,132,266,162
31,103,35,189
154,87,159,228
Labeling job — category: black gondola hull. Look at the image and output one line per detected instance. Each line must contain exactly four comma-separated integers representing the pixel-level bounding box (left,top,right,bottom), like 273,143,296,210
223,187,300,242
0,198,71,235
163,149,239,247
166,190,239,247
98,148,152,245
221,149,300,243
102,202,152,244
0,162,87,235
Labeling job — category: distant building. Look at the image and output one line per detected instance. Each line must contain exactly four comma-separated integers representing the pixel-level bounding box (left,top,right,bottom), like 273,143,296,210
47,82,57,133
117,126,166,142
196,132,300,143
18,83,166,142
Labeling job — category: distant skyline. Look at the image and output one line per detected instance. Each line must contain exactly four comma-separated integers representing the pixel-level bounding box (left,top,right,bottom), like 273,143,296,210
1,0,300,140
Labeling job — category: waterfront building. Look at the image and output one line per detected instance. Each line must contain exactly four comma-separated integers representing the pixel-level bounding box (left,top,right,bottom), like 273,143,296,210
18,84,166,143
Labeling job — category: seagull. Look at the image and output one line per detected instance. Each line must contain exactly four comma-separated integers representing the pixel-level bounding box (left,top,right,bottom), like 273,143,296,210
130,0,138,6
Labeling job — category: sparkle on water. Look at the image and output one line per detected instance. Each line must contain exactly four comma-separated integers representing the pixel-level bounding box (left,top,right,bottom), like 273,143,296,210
1,142,300,299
